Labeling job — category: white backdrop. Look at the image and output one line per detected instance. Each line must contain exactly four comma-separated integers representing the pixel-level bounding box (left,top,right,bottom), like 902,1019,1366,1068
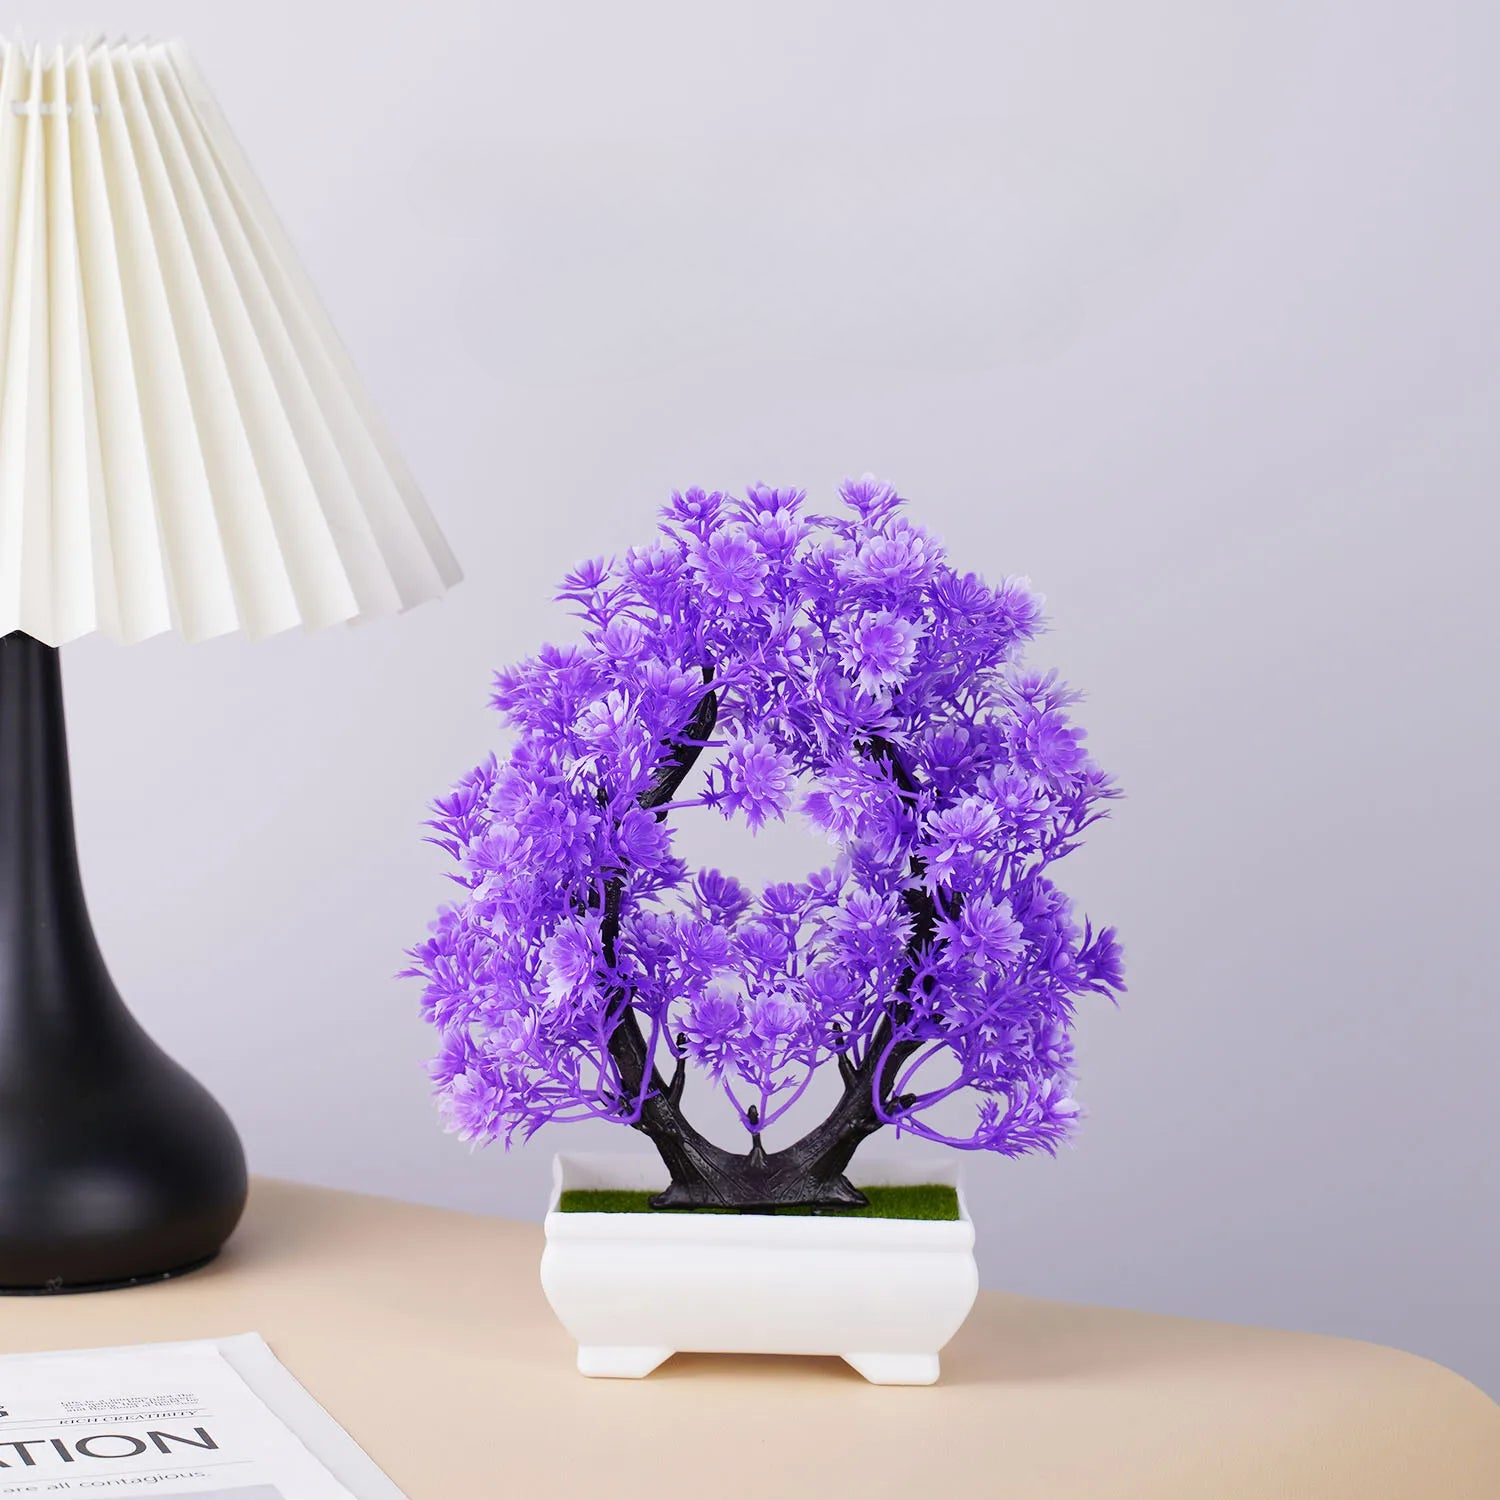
13,0,1498,1395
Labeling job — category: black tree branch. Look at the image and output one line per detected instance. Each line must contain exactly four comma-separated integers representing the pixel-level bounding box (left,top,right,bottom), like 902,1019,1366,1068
594,699,949,1208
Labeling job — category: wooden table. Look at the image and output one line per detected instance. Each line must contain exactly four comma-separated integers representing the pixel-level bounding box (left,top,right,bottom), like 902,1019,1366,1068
2,1179,1497,1498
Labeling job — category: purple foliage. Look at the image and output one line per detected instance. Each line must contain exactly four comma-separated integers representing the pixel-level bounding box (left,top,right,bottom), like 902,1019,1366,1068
406,478,1123,1162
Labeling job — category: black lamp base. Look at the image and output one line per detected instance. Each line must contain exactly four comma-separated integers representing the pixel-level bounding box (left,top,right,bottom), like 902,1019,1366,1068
0,633,247,1293
0,1252,221,1298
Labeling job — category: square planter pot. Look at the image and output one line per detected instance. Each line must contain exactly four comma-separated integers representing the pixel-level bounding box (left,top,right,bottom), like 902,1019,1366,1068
540,1151,979,1384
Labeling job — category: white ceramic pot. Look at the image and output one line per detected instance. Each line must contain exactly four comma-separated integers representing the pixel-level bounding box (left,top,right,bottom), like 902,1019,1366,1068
540,1151,979,1385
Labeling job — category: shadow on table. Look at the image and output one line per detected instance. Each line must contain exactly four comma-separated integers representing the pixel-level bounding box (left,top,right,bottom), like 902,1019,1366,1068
646,1295,1261,1389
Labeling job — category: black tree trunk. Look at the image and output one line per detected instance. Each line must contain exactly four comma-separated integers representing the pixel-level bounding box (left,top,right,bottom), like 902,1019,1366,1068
602,683,934,1211
607,1005,911,1209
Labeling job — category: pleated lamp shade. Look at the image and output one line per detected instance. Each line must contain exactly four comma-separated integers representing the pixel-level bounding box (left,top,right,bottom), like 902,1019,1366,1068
0,37,460,646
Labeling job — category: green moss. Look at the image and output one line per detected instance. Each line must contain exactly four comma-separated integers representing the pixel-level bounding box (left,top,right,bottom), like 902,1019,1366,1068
557,1183,959,1220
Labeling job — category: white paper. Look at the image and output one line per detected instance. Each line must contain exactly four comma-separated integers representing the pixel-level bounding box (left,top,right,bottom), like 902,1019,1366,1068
0,1334,405,1500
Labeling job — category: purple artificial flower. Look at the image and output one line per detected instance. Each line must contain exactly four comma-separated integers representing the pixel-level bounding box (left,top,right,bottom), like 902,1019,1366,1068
921,725,972,779
439,1067,506,1143
691,526,768,607
616,807,674,871
833,888,911,972
1010,707,1088,780
743,482,806,514
427,1028,475,1088
929,568,993,618
675,917,736,973
846,521,943,591
838,473,902,522
748,506,809,558
599,615,649,661
805,962,858,1008
489,1011,540,1060
719,735,795,830
802,762,872,841
940,894,1024,967
463,826,522,882
762,881,810,919
985,771,1049,828
684,985,745,1042
990,576,1044,638
750,992,808,1045
666,487,724,530
541,917,600,1008
559,556,611,597
623,539,687,606
681,983,748,1075
693,869,753,926
924,798,1000,879
738,921,791,968
839,611,924,695
407,478,1123,1170
1080,925,1127,995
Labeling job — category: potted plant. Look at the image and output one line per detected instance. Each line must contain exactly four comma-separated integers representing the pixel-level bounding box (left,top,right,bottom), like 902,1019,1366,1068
407,477,1124,1383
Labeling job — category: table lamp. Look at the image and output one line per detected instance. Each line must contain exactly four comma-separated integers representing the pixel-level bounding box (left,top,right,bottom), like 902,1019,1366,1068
0,38,460,1293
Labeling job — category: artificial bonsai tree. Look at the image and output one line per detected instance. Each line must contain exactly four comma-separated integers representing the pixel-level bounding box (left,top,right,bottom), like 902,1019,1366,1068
407,478,1123,1210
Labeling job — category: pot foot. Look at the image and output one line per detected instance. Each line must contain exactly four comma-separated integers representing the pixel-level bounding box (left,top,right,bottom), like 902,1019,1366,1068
577,1344,674,1379
843,1352,941,1385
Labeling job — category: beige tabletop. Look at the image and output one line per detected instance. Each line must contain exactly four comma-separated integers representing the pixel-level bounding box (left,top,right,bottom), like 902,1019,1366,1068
2,1178,1496,1499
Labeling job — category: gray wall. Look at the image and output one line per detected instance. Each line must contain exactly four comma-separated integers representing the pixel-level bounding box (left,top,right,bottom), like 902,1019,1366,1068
19,0,1500,1393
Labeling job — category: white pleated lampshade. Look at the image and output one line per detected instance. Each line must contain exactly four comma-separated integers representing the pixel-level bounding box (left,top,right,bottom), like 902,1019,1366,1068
0,37,460,646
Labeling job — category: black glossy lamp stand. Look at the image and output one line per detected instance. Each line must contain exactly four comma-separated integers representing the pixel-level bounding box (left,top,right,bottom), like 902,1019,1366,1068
0,632,246,1293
